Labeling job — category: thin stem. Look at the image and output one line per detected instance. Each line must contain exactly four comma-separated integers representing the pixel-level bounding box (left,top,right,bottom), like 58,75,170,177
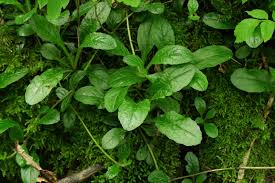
84,50,98,71
172,166,275,181
71,106,123,166
60,44,75,69
126,12,135,55
6,151,16,160
74,47,83,69
112,12,134,33
139,129,159,170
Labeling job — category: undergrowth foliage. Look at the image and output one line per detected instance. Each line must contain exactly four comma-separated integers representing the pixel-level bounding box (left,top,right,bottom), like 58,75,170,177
0,0,274,183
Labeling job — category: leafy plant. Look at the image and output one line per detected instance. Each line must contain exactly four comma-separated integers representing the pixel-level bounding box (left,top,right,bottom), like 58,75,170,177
194,97,218,138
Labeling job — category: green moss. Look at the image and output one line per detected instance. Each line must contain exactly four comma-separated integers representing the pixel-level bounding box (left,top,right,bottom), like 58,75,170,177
198,70,274,182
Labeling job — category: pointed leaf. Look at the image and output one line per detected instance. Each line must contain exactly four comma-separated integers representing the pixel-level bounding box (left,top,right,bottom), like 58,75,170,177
15,9,35,24
106,165,121,179
81,32,117,50
25,69,64,105
189,70,208,91
37,108,60,125
0,68,28,89
74,86,104,105
155,111,202,146
185,151,200,174
104,87,128,112
203,12,235,29
0,119,17,134
194,97,206,116
123,55,144,68
234,18,260,43
87,65,109,90
102,128,125,149
118,99,150,131
246,9,268,20
40,43,61,60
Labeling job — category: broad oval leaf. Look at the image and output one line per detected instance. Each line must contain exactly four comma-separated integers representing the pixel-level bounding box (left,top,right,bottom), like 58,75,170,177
104,87,128,112
150,45,193,65
246,9,268,20
185,151,200,174
123,55,144,68
194,97,206,116
235,45,251,59
81,32,117,50
144,3,165,14
21,166,39,183
74,86,104,105
148,170,169,183
234,18,260,43
25,69,64,105
192,45,233,70
231,68,272,92
109,67,145,87
187,0,199,14
189,70,208,91
40,43,61,60
102,128,126,149
87,65,109,90
37,108,60,125
203,12,235,29
0,119,17,134
117,0,141,7
118,99,150,131
154,111,202,146
0,68,28,89
136,145,149,161
245,27,263,48
204,123,218,138
260,20,275,42
30,14,63,46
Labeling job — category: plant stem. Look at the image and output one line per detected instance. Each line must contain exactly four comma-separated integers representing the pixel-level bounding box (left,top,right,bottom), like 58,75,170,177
74,47,83,69
84,50,98,71
60,44,75,69
126,12,135,55
139,129,159,170
71,106,123,166
25,0,31,11
171,166,275,181
112,12,134,33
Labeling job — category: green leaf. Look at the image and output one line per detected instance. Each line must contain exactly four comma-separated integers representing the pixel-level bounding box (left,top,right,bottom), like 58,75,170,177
30,14,63,46
231,68,272,92
106,9,126,29
203,12,235,29
0,68,28,89
154,97,180,113
60,92,73,112
47,0,61,20
196,174,207,183
242,0,248,4
118,98,150,131
148,65,195,99
25,69,63,105
144,3,165,14
235,45,251,59
38,0,48,9
48,10,70,26
83,2,111,30
69,70,86,89
137,16,175,60
182,179,193,183
87,65,109,90
104,87,128,112
0,119,16,134
71,1,95,20
123,55,144,69
189,70,208,91
106,165,121,179
204,123,218,138
188,0,199,14
109,67,145,87
194,97,206,116
102,128,125,149
260,20,275,42
234,19,260,43
37,108,60,125
63,108,76,129
117,0,141,7
18,24,35,37
155,111,202,146
40,43,61,60
185,151,200,174
79,16,97,42
192,45,233,70
205,109,216,119
195,117,204,124
150,45,193,65
117,141,131,161
16,146,28,167
81,32,117,50
246,9,268,20
147,73,173,100
148,170,170,183
245,26,263,48
273,11,275,21
21,166,39,183
74,86,104,105
56,87,69,99
107,37,130,56
136,145,149,161
15,9,35,24
150,16,175,50
0,0,23,10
